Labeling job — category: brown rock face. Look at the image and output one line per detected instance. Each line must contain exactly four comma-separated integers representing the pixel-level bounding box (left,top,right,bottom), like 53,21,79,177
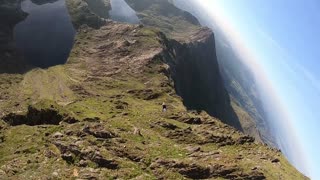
150,159,266,179
159,28,243,130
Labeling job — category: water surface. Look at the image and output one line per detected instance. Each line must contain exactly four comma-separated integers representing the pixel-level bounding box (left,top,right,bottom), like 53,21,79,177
14,0,75,68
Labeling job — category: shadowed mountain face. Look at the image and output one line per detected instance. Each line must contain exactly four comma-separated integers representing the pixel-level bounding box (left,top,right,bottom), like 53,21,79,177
13,0,75,68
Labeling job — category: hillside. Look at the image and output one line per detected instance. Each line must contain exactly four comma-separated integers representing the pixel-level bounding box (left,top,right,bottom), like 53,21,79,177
0,0,308,179
171,0,274,145
124,0,243,133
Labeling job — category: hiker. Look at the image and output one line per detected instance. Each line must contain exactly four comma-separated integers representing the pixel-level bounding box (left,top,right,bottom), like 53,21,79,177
162,102,167,112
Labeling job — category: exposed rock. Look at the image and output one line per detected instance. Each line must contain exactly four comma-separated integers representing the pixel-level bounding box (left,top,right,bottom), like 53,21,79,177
133,127,142,136
237,135,255,145
0,135,4,143
54,141,81,156
61,153,74,163
63,116,80,124
271,158,280,163
114,100,129,110
198,131,235,146
127,89,161,100
83,117,100,122
79,160,88,167
52,132,64,138
161,28,243,131
151,159,266,179
2,103,79,126
82,124,117,139
52,171,59,177
185,146,201,154
175,115,202,124
110,146,143,163
165,127,200,144
44,150,57,158
88,152,118,169
53,140,118,169
152,121,179,130
125,0,200,36
70,85,92,97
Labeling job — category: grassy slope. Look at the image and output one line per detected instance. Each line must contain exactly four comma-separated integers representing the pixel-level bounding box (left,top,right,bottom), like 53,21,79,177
0,21,308,179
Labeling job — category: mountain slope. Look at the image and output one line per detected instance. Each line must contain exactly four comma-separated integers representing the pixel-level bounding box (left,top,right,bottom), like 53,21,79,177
124,0,243,133
0,0,308,179
171,0,276,145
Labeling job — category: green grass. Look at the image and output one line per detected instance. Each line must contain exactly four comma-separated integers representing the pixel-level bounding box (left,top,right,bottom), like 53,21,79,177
0,21,308,179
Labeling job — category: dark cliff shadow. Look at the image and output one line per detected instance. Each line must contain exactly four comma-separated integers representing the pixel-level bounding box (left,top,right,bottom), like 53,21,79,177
160,32,244,132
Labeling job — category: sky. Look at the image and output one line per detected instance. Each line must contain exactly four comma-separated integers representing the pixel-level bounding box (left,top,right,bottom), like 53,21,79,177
189,0,320,179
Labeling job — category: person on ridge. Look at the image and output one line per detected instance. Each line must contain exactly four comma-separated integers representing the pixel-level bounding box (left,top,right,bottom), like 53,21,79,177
162,102,167,112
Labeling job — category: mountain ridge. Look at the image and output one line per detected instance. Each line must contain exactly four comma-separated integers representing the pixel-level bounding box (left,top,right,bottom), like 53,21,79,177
0,0,308,179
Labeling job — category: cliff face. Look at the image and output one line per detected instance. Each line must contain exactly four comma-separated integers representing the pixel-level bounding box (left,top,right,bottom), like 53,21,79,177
158,28,242,130
124,0,242,130
171,0,272,144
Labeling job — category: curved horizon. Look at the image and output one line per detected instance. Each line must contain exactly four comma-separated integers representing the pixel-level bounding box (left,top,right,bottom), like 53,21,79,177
177,0,318,178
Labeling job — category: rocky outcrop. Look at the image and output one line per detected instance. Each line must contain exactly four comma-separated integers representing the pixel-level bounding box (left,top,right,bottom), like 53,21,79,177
125,0,200,36
158,28,243,130
66,0,111,30
82,123,117,139
127,89,162,100
53,140,118,169
150,159,266,179
3,104,78,126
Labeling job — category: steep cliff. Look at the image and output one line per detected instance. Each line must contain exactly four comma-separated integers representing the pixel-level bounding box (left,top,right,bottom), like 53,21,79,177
171,0,273,144
124,0,242,131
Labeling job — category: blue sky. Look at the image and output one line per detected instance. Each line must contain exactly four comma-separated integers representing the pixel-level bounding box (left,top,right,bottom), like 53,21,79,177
192,0,320,179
